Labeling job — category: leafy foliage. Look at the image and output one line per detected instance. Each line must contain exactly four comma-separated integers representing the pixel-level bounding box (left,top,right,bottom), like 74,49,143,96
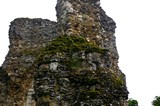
128,98,138,106
152,96,160,106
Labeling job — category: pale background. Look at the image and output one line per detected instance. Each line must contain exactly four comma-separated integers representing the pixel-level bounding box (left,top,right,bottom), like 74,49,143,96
0,0,160,106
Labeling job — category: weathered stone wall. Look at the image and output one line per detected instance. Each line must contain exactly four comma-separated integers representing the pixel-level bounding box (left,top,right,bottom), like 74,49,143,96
1,18,57,105
55,0,120,76
0,0,128,106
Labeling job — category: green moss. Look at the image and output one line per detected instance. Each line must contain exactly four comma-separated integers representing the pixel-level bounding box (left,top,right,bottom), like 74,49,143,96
79,90,100,101
85,77,101,85
69,72,101,87
66,57,83,70
68,70,126,103
111,74,123,86
21,50,34,55
37,35,107,65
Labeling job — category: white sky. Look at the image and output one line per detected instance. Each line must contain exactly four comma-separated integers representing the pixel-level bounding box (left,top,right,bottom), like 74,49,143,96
0,0,160,106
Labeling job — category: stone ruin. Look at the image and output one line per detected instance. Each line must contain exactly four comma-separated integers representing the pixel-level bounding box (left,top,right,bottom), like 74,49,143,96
0,0,128,106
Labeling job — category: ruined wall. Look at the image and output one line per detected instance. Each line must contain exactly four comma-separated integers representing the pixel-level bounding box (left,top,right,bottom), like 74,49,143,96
0,0,128,106
1,18,57,105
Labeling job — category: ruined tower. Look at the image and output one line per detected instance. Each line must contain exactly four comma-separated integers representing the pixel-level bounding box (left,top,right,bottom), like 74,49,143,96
0,0,128,105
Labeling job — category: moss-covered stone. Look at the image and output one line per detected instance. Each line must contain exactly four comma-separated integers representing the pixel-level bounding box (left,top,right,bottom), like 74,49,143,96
37,35,107,65
0,0,128,105
79,90,100,101
69,74,100,86
67,69,127,104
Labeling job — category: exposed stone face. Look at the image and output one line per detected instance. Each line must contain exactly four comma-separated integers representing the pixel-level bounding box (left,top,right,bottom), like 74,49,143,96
0,0,128,106
1,18,57,105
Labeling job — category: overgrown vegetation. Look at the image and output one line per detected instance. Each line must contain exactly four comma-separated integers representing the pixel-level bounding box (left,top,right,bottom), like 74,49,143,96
79,90,100,101
34,35,128,105
69,74,100,86
128,98,138,106
152,96,160,106
68,69,127,104
37,35,107,65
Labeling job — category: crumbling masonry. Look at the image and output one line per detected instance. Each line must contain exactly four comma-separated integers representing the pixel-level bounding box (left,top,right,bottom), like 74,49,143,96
0,0,128,106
